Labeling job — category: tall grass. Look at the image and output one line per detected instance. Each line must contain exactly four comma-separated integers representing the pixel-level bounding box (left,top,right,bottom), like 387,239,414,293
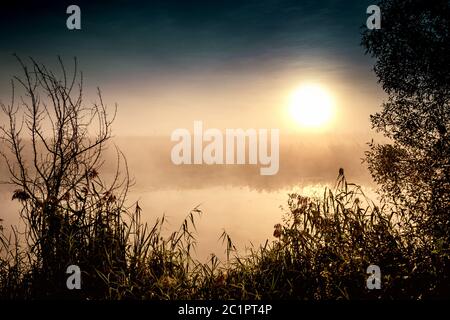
0,170,448,299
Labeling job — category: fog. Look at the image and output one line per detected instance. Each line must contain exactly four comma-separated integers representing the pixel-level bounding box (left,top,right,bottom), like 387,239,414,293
111,134,374,190
0,134,378,261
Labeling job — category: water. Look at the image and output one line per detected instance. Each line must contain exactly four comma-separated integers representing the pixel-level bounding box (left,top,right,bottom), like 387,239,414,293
0,136,378,262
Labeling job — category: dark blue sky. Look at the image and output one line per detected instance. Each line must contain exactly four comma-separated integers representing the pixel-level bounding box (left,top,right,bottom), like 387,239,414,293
0,0,383,136
0,0,375,75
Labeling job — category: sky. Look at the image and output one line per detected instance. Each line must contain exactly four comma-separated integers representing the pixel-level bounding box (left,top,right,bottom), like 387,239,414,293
0,0,386,258
0,0,384,135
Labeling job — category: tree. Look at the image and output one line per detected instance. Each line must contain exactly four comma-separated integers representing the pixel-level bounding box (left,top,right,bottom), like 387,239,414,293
362,0,450,297
0,56,130,297
362,0,450,243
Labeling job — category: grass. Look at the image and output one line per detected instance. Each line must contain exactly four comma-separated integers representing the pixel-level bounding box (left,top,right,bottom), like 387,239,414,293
1,169,448,300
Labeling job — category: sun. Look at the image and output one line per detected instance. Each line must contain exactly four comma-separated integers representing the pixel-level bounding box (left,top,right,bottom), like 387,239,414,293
288,84,334,128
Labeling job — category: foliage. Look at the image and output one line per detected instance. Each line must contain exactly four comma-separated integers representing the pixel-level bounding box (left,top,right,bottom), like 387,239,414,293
362,0,450,244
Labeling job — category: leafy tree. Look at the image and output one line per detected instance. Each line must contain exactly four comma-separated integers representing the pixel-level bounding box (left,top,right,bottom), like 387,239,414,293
362,0,450,297
362,0,450,245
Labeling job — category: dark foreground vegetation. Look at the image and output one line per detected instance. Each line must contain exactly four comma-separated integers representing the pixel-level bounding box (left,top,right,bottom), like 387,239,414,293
0,0,449,300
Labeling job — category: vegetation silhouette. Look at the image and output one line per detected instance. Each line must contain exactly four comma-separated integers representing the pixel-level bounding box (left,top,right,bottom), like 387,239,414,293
0,0,449,299
362,0,450,297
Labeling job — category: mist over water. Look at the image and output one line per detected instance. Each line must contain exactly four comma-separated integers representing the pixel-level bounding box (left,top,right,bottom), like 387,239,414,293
112,134,374,190
0,135,377,261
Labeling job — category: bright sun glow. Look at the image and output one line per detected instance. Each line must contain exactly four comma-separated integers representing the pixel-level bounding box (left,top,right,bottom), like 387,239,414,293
288,84,334,128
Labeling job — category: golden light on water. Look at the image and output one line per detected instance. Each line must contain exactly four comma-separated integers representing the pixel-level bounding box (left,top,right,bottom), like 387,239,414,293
288,84,334,129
